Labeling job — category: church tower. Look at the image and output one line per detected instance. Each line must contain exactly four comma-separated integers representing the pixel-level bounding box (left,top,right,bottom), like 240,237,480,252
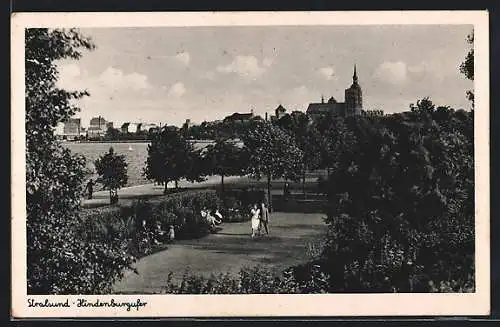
344,65,363,116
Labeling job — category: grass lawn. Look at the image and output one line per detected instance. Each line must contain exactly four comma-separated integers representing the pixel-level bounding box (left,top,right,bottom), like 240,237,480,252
113,211,327,294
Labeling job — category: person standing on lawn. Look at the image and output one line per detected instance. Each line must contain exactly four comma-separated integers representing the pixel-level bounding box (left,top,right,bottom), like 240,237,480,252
250,203,261,238
167,225,175,243
259,200,270,235
85,179,95,200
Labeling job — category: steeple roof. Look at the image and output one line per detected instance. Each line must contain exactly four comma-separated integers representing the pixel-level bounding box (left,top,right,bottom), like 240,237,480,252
353,64,358,84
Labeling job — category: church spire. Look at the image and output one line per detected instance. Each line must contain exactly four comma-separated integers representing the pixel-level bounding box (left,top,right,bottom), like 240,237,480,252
353,64,358,84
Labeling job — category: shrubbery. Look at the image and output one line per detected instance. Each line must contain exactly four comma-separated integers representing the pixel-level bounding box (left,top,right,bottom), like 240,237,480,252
319,99,474,293
160,265,330,294
218,188,266,222
81,190,222,256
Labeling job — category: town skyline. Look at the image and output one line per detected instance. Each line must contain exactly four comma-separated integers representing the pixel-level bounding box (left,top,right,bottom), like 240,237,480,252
56,25,474,128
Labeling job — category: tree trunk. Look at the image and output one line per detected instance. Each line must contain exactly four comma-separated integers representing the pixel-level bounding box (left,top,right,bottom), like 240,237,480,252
221,174,225,197
302,168,307,200
267,173,272,213
175,180,179,189
163,180,168,194
109,189,112,204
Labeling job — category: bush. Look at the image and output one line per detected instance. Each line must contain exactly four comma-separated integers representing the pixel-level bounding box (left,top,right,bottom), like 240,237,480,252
218,188,266,222
161,265,330,294
320,100,474,292
81,190,222,257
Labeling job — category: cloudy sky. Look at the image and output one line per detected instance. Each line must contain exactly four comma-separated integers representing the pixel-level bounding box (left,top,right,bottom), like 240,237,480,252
56,25,474,127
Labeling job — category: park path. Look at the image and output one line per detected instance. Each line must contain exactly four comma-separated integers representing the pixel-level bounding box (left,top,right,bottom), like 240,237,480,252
81,175,319,209
81,175,244,208
113,212,326,294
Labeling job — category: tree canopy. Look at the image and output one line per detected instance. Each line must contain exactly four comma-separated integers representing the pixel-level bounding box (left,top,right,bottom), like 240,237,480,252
144,126,204,193
459,31,474,107
320,98,474,292
26,28,135,294
94,147,128,203
242,121,303,209
203,138,249,193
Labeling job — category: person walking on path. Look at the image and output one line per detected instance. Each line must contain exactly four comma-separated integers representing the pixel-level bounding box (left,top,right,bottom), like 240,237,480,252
85,179,95,200
283,182,290,201
250,204,261,238
167,225,175,244
259,201,270,235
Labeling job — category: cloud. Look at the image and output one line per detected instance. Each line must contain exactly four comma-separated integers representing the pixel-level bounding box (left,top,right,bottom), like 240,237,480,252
167,82,186,97
98,66,150,91
201,71,216,81
281,85,320,109
263,58,273,67
58,63,81,80
216,55,268,80
318,66,336,80
407,62,447,82
174,52,190,66
57,62,90,91
373,61,408,85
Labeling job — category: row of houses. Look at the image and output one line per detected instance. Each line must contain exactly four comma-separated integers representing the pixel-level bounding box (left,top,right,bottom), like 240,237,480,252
54,116,114,139
54,116,161,139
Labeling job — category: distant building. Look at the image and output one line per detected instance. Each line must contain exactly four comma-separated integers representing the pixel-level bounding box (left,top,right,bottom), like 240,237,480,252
307,65,363,122
87,116,110,138
63,118,81,137
140,123,158,133
223,111,255,123
362,110,384,117
270,104,288,122
275,104,287,119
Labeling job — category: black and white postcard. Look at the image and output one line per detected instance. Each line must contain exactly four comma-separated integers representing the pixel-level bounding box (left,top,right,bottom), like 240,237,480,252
11,11,490,318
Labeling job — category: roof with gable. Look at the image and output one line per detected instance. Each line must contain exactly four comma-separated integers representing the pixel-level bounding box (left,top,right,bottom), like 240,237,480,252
224,112,254,122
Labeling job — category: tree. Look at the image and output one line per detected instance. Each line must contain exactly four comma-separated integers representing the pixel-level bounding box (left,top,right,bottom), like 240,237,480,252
26,28,135,294
315,113,356,176
276,111,322,196
203,138,249,195
105,126,121,140
320,98,474,292
94,147,128,204
241,121,303,210
144,126,203,193
460,31,474,107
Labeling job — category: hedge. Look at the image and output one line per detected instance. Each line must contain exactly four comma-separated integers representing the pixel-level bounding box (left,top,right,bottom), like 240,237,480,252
79,188,267,257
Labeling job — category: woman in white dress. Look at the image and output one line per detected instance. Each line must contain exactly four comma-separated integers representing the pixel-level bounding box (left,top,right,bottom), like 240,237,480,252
250,204,261,238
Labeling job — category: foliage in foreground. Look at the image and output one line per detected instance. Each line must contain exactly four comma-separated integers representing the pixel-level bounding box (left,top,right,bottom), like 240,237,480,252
26,28,135,294
159,265,330,294
320,99,474,292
